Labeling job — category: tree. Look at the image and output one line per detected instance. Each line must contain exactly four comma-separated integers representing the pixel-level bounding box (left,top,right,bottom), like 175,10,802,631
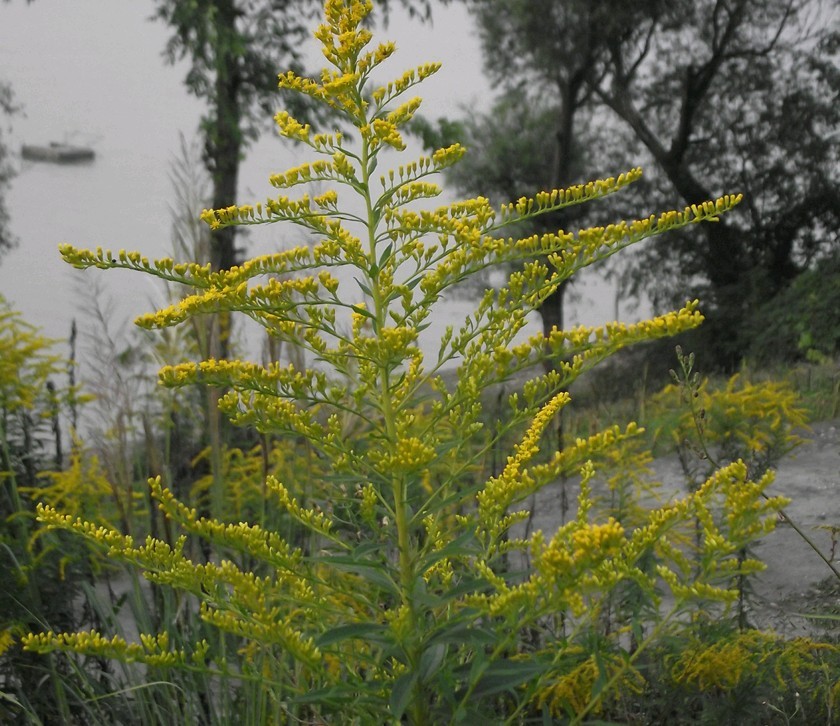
454,0,839,369
459,0,622,338
593,0,840,366
0,80,17,263
153,0,318,276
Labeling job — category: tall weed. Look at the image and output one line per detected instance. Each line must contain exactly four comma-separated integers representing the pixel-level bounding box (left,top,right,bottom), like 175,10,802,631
19,2,798,722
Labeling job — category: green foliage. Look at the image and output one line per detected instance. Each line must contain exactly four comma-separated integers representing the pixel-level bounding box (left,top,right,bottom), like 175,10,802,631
747,252,840,364
0,296,102,724
18,2,798,722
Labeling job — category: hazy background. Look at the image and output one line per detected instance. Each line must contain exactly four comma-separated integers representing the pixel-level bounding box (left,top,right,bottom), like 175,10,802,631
0,0,620,361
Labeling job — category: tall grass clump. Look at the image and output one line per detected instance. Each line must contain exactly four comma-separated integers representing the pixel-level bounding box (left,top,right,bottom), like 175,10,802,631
20,1,793,722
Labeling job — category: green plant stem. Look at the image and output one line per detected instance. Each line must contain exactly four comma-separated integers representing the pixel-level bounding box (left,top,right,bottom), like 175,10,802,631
359,126,425,723
774,502,840,582
0,415,30,545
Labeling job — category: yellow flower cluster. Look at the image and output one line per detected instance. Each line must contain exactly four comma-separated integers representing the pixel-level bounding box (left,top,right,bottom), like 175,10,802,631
370,64,441,109
199,188,340,231
673,632,840,700
358,482,379,526
538,652,645,717
269,159,336,188
22,629,210,668
499,168,643,223
369,435,436,475
150,478,303,573
362,117,405,151
0,629,14,657
541,301,702,355
58,243,217,284
317,0,374,68
36,504,134,554
476,391,570,534
199,603,321,667
266,476,335,539
672,632,763,690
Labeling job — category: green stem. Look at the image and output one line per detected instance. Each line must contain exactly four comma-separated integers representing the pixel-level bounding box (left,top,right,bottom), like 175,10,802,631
358,126,425,723
774,501,840,582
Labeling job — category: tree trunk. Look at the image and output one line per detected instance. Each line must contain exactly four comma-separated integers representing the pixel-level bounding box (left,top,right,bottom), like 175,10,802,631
205,0,244,521
208,0,243,277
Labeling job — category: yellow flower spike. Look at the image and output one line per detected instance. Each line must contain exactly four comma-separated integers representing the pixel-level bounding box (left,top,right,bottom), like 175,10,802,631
477,390,571,532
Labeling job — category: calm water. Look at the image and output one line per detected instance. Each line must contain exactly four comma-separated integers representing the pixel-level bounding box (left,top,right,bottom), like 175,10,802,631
1,0,619,366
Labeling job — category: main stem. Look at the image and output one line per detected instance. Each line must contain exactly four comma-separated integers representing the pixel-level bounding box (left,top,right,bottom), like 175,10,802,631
359,134,425,722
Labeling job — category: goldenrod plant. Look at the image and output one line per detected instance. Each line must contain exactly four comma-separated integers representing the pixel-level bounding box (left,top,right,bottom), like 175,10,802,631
23,1,789,721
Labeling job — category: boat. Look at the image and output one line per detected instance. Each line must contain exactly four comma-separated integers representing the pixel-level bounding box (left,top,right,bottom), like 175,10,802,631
21,142,95,164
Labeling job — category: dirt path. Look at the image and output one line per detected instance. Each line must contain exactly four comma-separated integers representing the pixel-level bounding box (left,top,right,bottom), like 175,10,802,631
744,419,840,634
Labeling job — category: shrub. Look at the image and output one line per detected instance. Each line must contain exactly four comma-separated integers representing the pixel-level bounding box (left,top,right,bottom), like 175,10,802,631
747,253,840,364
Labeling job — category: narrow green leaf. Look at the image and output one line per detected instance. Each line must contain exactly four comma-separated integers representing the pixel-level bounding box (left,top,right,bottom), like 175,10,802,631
419,642,447,682
428,620,496,648
316,622,389,648
319,555,399,594
418,531,482,573
355,278,373,297
350,303,375,319
470,658,548,698
378,242,393,268
389,671,418,720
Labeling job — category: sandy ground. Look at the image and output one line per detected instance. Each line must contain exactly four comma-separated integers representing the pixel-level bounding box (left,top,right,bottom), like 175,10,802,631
522,419,840,637
746,419,840,634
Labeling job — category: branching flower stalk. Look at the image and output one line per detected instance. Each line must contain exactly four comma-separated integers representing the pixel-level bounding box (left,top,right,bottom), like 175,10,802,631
19,1,791,722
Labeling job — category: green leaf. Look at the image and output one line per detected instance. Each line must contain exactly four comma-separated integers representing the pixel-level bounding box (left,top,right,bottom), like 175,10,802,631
591,649,609,701
0,690,23,708
319,555,399,594
390,671,419,720
469,658,548,698
316,622,390,648
428,620,496,648
350,303,375,319
417,531,482,573
292,682,383,708
378,242,393,269
419,642,447,682
355,279,373,297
